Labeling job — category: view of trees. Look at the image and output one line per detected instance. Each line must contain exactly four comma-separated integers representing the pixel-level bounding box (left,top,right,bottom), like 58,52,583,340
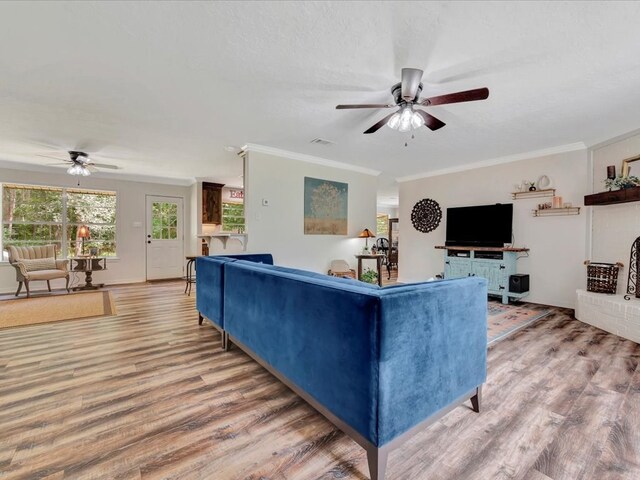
222,202,245,232
2,184,117,258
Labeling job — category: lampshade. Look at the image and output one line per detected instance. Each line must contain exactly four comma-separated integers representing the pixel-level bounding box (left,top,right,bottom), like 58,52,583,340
77,225,90,239
358,228,376,239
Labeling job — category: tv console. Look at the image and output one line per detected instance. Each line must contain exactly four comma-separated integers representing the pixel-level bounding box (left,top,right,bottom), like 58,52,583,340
435,246,530,304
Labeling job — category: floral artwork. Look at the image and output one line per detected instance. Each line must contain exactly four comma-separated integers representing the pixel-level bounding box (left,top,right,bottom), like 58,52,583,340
304,177,348,235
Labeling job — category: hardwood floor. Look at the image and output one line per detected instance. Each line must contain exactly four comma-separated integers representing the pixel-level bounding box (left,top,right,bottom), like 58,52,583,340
1,281,639,479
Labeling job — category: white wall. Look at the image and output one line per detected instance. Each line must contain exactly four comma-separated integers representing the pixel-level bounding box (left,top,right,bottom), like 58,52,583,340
244,151,377,273
591,131,640,292
0,166,192,294
399,149,589,308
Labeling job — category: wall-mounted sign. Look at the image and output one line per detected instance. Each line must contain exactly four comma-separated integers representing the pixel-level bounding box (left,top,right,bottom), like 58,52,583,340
230,189,244,199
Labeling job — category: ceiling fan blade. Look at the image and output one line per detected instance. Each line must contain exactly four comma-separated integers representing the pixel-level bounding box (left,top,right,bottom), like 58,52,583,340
364,111,398,134
401,68,424,101
46,162,72,166
86,165,98,173
89,162,119,170
36,153,69,161
336,104,395,110
416,110,446,131
422,87,489,106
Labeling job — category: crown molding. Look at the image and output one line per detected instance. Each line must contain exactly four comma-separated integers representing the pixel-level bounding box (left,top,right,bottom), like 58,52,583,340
588,126,640,151
395,142,588,183
241,143,380,176
0,159,195,186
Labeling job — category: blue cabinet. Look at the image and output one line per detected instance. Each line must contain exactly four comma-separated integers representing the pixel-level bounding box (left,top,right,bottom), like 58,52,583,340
442,248,529,304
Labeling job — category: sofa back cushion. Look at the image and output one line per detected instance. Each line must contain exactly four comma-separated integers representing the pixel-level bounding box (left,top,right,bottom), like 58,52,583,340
233,260,379,290
8,245,56,262
224,260,381,444
19,258,57,272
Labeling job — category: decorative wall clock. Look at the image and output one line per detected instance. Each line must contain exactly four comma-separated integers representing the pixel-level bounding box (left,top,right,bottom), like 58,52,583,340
411,198,442,233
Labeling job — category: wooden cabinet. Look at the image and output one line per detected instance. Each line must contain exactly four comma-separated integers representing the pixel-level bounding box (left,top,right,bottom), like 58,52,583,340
202,182,224,225
440,246,529,304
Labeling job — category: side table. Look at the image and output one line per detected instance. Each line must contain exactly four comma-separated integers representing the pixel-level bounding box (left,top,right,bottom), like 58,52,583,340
355,254,385,287
70,257,107,291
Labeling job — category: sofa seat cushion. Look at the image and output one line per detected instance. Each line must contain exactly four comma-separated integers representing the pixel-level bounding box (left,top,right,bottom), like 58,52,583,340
25,269,68,280
19,258,57,271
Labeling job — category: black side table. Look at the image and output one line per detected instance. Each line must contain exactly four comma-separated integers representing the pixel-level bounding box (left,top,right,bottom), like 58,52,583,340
70,257,107,291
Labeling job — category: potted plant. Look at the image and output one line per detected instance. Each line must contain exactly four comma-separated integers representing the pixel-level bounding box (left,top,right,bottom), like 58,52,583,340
605,175,640,190
360,268,378,285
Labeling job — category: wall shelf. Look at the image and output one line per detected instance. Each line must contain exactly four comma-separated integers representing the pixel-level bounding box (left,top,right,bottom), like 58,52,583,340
532,207,580,217
512,188,556,200
198,234,247,251
584,187,640,206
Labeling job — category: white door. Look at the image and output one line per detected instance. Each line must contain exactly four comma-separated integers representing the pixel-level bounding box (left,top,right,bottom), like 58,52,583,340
146,195,184,280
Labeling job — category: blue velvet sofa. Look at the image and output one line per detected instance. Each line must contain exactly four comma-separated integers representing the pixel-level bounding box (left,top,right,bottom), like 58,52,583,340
196,255,487,480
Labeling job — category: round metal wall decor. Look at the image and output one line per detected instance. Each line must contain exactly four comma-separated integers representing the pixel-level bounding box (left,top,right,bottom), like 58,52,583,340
411,198,442,233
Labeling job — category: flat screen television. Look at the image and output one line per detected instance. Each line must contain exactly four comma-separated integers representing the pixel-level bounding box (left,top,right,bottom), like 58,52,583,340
445,203,513,247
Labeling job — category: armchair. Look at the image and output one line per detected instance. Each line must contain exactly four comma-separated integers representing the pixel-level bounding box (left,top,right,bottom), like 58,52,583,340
7,245,70,297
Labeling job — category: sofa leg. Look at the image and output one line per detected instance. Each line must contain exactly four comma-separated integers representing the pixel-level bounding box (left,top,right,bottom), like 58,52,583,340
366,445,389,480
47,280,51,292
15,282,22,296
222,331,230,351
198,312,204,325
471,386,482,413
25,281,30,298
66,276,70,293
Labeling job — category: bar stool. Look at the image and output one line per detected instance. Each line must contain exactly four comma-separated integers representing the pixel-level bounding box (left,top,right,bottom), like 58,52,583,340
185,256,197,295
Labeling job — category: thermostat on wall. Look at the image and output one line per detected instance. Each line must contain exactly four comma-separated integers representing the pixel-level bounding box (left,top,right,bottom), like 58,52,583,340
262,198,269,206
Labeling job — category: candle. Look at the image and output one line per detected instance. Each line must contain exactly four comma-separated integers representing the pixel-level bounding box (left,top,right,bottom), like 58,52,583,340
607,165,616,179
553,196,563,208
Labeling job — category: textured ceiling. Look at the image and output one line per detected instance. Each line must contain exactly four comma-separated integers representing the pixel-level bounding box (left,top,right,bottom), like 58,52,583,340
1,1,640,201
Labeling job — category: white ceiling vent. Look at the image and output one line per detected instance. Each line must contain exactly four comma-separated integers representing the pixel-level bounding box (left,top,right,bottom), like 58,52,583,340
310,138,334,146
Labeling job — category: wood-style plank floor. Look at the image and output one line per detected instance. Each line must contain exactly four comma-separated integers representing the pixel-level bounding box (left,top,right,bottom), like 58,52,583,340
1,281,639,479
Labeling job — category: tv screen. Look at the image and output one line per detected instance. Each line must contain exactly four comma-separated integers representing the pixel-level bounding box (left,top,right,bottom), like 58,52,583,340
446,204,513,247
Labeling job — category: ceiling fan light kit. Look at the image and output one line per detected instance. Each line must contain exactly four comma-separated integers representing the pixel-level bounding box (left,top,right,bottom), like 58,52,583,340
387,106,424,132
67,163,91,176
336,67,489,136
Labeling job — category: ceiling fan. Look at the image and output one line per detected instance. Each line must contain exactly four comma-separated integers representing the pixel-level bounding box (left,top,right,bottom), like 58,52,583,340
336,68,489,134
38,150,120,177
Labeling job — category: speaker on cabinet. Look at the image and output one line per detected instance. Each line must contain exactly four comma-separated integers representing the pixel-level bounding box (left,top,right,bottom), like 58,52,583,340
509,274,530,293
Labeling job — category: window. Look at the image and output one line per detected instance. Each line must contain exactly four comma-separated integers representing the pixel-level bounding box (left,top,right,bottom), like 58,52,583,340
151,201,178,240
1,183,117,260
377,213,389,237
222,202,245,232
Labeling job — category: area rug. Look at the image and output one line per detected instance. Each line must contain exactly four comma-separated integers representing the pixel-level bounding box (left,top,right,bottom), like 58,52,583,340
487,300,551,345
0,291,116,329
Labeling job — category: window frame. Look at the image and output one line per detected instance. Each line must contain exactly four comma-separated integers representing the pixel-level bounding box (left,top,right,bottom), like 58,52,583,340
1,182,118,261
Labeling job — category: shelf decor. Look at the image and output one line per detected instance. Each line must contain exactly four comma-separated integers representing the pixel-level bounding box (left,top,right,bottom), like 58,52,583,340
511,188,555,200
532,207,580,217
410,198,442,233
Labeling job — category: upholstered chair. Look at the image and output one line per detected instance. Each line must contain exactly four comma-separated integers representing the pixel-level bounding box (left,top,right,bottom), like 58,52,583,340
327,259,356,279
7,245,70,297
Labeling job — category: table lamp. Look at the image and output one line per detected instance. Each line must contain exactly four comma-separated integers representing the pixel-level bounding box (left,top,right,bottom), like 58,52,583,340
78,225,90,256
358,228,376,253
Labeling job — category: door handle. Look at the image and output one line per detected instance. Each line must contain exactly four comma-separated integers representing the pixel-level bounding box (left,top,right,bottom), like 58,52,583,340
147,234,151,238
147,240,151,244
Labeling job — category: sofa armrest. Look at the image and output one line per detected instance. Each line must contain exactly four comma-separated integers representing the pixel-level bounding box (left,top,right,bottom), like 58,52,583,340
56,259,69,272
376,277,488,445
12,261,28,280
